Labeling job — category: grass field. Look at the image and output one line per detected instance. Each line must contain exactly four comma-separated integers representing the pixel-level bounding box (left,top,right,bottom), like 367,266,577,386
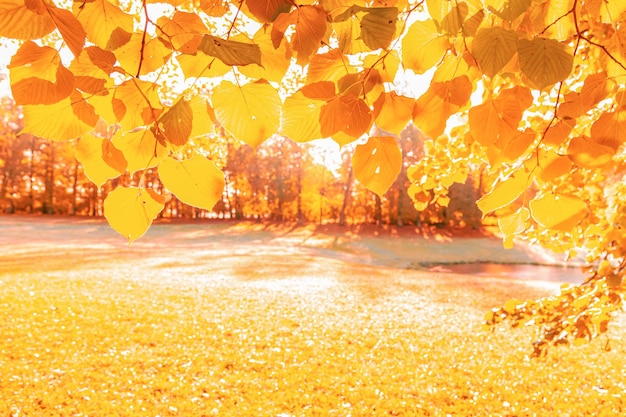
0,216,624,416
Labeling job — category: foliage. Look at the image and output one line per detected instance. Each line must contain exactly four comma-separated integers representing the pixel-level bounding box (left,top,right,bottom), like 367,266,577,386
1,0,625,346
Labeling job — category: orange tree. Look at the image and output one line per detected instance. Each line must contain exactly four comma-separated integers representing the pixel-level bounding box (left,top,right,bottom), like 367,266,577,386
0,0,624,349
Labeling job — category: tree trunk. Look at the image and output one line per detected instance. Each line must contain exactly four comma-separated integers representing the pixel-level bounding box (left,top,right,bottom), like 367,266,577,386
339,164,353,226
374,194,383,227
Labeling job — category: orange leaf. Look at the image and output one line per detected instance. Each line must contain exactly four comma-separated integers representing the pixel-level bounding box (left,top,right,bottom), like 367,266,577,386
47,6,85,57
590,111,626,151
320,95,372,139
198,35,262,66
518,37,573,89
157,98,193,147
9,41,74,105
272,5,329,65
567,136,615,168
75,133,127,187
246,0,292,23
112,79,163,131
0,0,55,39
413,76,472,138
373,92,414,134
352,136,402,197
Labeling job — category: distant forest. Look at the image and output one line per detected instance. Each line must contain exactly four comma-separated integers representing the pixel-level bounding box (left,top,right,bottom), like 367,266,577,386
1,97,483,228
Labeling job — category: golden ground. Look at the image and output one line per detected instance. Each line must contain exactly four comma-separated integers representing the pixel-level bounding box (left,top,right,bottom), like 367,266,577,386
0,216,624,416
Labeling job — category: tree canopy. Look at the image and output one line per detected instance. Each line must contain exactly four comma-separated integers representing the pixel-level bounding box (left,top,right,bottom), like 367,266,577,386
0,0,625,350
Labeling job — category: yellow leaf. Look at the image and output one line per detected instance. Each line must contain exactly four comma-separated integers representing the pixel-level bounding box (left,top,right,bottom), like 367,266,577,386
352,136,402,197
198,35,262,67
472,27,518,78
363,50,400,83
373,92,414,134
176,53,231,79
104,186,165,244
115,33,172,76
413,76,472,138
271,5,329,65
113,127,169,175
73,0,134,50
70,46,116,95
498,207,529,248
212,80,281,148
462,9,484,36
530,193,587,231
75,133,127,187
485,0,531,21
112,79,163,131
281,90,325,142
21,92,98,140
361,7,399,50
188,96,216,139
158,155,225,211
9,41,74,105
307,49,355,84
518,37,573,89
47,6,86,57
157,98,193,147
0,0,55,39
476,171,529,215
440,2,468,35
402,19,449,74
237,27,292,82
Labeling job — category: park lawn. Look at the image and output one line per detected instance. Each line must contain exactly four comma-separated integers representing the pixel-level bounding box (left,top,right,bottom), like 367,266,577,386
0,218,625,416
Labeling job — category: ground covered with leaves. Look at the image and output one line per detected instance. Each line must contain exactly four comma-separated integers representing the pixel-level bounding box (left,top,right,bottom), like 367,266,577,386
1,216,624,416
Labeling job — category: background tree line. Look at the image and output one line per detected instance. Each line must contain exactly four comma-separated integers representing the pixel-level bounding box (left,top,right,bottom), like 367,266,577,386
0,97,482,228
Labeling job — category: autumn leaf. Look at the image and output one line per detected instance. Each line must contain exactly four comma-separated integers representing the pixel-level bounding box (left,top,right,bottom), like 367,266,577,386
72,0,134,50
157,98,193,147
477,171,529,215
0,0,55,39
112,79,163,131
352,136,402,197
75,133,127,187
402,19,449,74
245,0,292,23
20,92,98,140
567,136,615,168
272,5,329,65
319,94,373,140
198,35,262,67
104,187,165,244
307,49,354,84
334,6,398,51
373,92,414,134
158,155,225,211
472,27,518,78
9,41,74,105
113,127,169,175
281,90,325,142
530,193,587,231
237,27,292,82
498,207,529,249
518,37,573,89
440,2,468,35
413,76,472,138
115,33,172,76
156,11,206,53
485,0,531,21
212,80,281,148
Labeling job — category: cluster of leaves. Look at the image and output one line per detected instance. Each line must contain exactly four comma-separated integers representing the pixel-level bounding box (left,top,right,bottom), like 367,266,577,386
1,0,625,344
